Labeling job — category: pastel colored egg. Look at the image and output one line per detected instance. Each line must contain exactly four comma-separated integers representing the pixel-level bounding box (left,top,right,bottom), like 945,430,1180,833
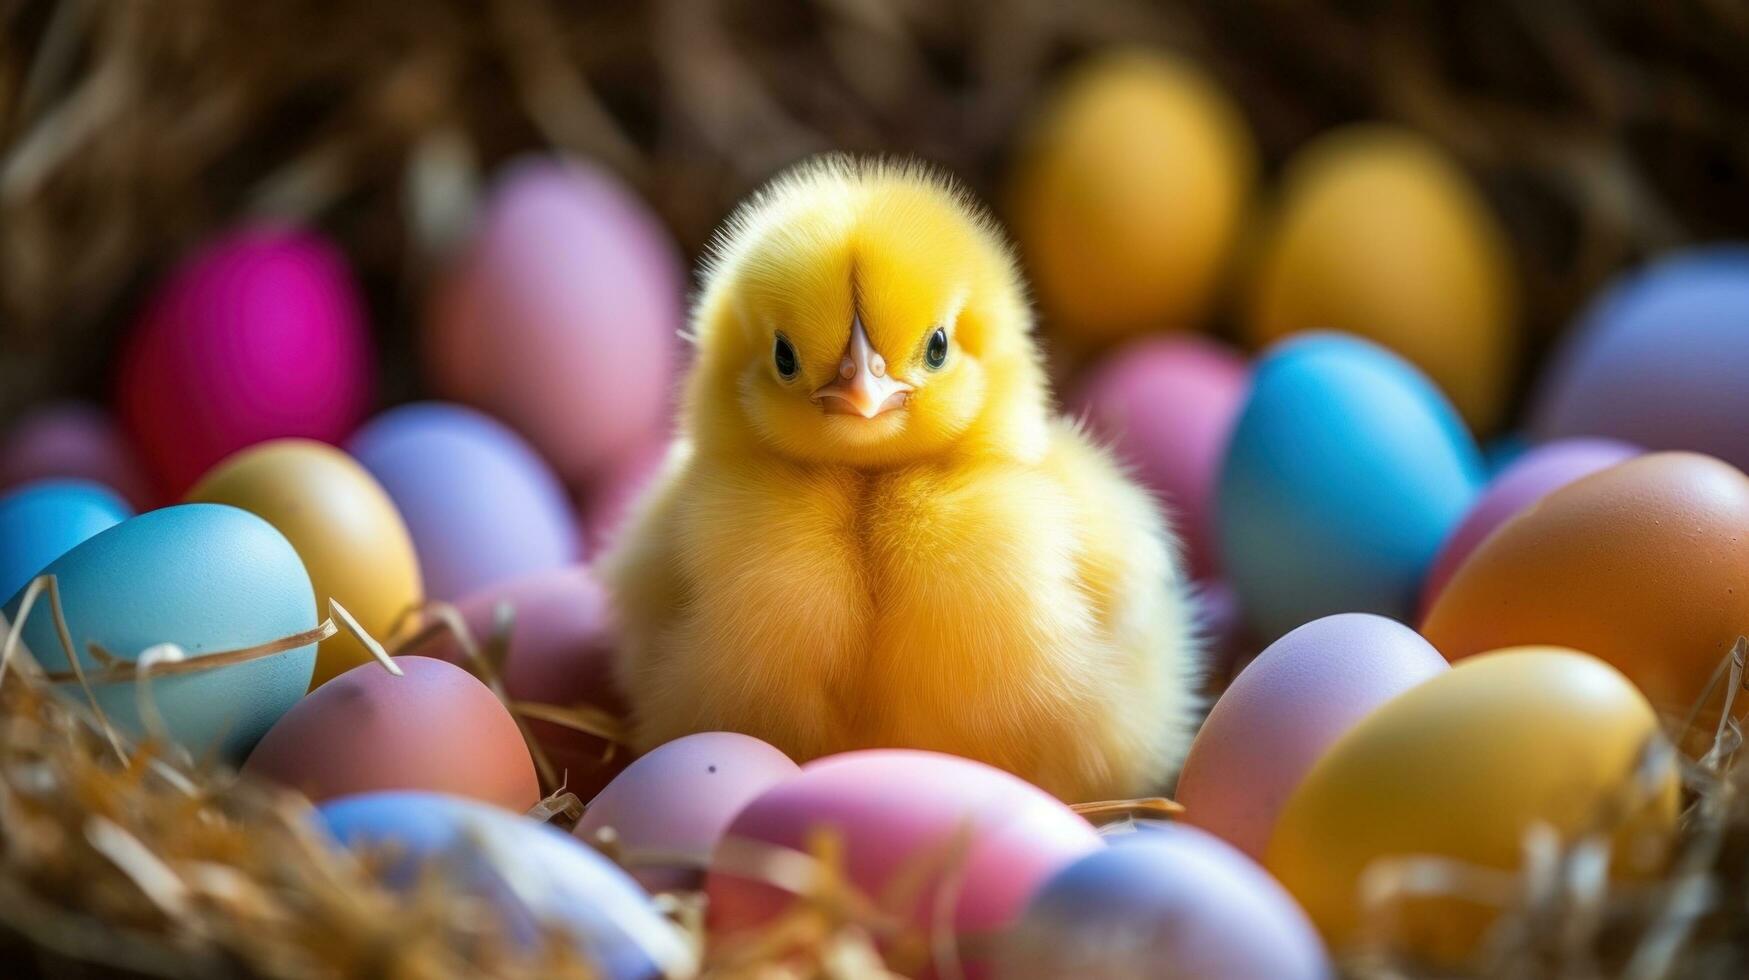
708,749,1100,977
1008,49,1256,347
575,732,799,892
0,479,133,602
2,504,316,763
245,655,538,810
580,441,670,554
1422,452,1749,732
1535,246,1749,471
1418,438,1640,618
1070,336,1250,578
0,402,154,509
1217,333,1485,639
1178,614,1448,861
320,790,692,979
418,565,628,800
427,156,683,482
1267,648,1677,962
115,227,374,497
998,825,1329,980
187,440,423,688
1242,125,1518,432
347,403,581,601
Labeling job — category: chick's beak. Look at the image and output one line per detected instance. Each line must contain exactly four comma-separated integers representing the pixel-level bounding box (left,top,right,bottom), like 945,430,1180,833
811,315,912,419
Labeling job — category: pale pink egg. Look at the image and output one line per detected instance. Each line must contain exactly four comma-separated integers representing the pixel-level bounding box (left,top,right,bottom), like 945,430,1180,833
1071,336,1250,578
115,227,374,497
576,732,799,892
0,402,155,509
427,157,684,484
580,440,670,554
707,749,1100,977
1177,613,1447,860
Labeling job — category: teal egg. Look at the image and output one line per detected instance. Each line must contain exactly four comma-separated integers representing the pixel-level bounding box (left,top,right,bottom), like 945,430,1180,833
0,479,133,601
1216,333,1484,639
2,504,317,762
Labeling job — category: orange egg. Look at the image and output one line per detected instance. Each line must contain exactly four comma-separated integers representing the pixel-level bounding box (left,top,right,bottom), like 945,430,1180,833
1422,452,1749,733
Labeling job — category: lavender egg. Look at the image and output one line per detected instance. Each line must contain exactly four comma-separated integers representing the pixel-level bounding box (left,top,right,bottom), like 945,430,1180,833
0,402,154,510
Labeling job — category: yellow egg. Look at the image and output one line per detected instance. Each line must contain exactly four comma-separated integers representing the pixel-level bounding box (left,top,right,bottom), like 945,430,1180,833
1007,49,1255,349
1266,647,1676,963
187,439,423,688
1242,125,1517,432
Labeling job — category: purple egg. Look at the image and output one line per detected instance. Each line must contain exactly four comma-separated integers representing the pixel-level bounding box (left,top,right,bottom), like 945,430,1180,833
347,402,581,600
998,824,1329,980
1177,613,1448,860
575,732,799,892
1418,437,1641,617
1535,246,1749,470
0,402,155,510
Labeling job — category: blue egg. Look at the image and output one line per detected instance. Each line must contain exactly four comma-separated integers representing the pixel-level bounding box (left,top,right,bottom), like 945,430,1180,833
320,791,690,979
346,402,581,601
1535,245,1749,471
1217,334,1484,638
2,504,316,762
0,479,133,601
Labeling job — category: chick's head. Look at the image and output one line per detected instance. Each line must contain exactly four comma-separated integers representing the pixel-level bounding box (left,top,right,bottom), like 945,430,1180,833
687,157,1048,468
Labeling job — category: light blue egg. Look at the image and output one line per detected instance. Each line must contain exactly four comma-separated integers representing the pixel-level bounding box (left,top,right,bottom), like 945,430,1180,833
1217,333,1484,638
2,504,316,763
320,791,689,980
0,479,133,601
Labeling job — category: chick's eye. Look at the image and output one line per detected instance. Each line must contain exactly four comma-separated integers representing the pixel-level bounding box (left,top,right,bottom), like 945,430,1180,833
773,334,798,379
925,327,948,370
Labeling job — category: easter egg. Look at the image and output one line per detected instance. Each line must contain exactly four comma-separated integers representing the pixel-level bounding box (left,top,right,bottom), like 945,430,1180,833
1070,336,1250,578
428,157,683,482
0,402,153,509
1178,614,1448,861
245,655,537,809
575,732,798,891
708,749,1100,976
115,227,374,497
1217,334,1484,639
1242,125,1517,432
1267,648,1677,961
1535,246,1749,470
1418,438,1640,617
320,790,692,979
998,825,1329,980
418,565,628,799
1422,452,1749,728
187,440,423,688
1008,49,1255,347
580,441,669,553
347,403,581,600
2,504,316,762
0,480,133,602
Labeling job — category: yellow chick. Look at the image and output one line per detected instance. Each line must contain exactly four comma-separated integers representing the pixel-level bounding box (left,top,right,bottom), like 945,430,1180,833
601,157,1200,801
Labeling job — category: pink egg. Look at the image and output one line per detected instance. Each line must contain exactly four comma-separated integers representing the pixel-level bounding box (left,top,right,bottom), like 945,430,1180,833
575,732,799,892
428,157,684,483
0,402,154,509
244,656,538,811
707,749,1100,977
116,227,374,497
1177,613,1447,860
418,565,628,800
1417,437,1641,618
1070,336,1250,578
580,440,670,553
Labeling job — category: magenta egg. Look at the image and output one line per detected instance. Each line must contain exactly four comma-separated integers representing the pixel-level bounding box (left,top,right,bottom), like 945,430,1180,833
1177,613,1447,861
115,227,373,497
427,157,683,484
0,402,154,509
575,732,799,892
1418,437,1640,617
707,749,1100,977
1070,336,1249,578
